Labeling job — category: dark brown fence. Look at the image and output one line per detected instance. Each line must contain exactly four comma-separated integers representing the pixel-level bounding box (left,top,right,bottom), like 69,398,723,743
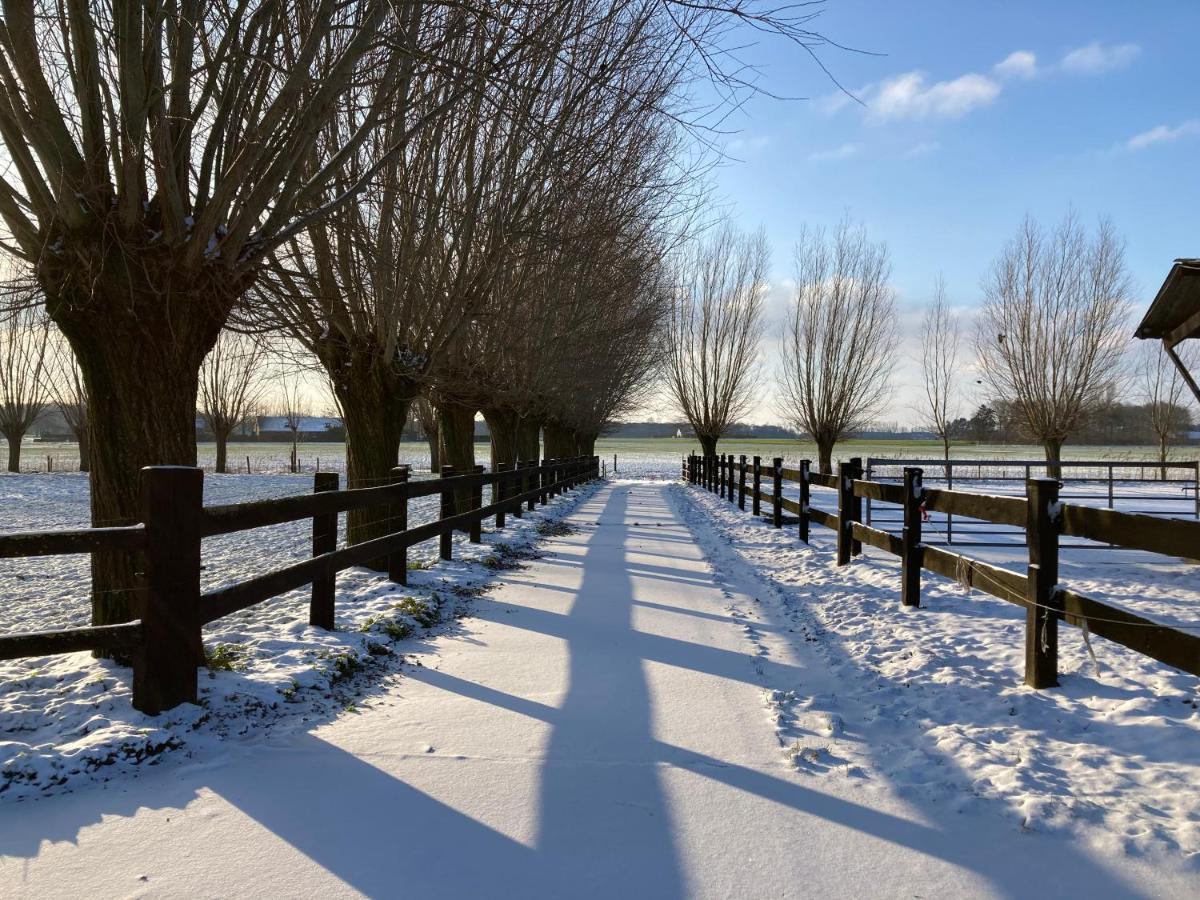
0,455,599,714
685,453,1200,689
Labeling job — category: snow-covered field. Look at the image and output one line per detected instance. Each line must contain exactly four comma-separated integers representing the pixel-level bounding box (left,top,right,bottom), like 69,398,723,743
672,481,1200,863
0,473,601,801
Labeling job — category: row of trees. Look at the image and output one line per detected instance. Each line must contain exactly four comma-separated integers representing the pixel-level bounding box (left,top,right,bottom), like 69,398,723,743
665,211,1186,477
0,1,838,627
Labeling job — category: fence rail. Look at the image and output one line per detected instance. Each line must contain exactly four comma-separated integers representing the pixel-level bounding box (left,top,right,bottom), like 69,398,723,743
0,455,600,714
683,453,1200,687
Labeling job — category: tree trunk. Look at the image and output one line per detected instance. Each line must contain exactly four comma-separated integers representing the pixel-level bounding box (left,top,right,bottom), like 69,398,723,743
339,385,411,554
517,417,541,462
483,407,519,468
437,400,477,514
6,432,21,473
1043,440,1064,479
577,433,598,457
215,427,230,474
75,424,90,473
543,421,574,459
1159,436,1168,481
40,247,227,629
942,434,951,480
817,438,835,475
74,335,207,626
698,433,717,457
427,428,441,473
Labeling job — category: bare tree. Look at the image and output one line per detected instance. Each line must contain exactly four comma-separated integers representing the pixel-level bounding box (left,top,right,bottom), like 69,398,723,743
0,306,49,471
1141,342,1193,479
976,213,1131,477
43,332,89,471
0,1,438,622
664,223,768,456
0,1,848,623
778,220,898,473
200,332,268,474
275,376,311,475
917,276,963,475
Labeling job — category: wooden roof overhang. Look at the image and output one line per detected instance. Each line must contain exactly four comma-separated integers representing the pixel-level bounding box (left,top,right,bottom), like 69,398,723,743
1135,259,1200,404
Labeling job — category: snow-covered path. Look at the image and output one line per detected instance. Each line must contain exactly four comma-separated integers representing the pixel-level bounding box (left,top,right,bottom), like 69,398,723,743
0,481,1194,897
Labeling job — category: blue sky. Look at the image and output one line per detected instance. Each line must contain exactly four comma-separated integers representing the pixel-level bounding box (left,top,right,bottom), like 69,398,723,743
679,0,1199,425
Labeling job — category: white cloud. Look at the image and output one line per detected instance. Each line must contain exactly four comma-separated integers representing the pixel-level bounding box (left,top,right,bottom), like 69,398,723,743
1125,120,1200,152
819,90,857,115
1060,42,1140,75
807,143,860,162
993,50,1037,80
867,71,1001,122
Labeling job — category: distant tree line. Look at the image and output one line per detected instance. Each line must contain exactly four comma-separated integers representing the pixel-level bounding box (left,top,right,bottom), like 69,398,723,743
950,399,1194,448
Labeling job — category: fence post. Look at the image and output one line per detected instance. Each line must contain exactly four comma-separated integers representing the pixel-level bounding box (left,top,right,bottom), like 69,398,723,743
1025,477,1061,689
440,465,455,560
752,456,762,516
738,455,747,510
849,456,863,557
525,460,536,511
901,467,924,608
836,460,854,566
469,464,484,542
947,461,954,544
310,472,339,629
133,466,204,715
495,462,509,529
799,459,811,543
512,462,525,518
388,466,409,584
540,459,551,504
1195,461,1199,519
772,457,783,528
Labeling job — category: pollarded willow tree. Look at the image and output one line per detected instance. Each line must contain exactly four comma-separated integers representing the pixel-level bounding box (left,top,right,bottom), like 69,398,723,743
976,213,1130,477
0,0,437,622
1140,341,1193,478
262,0,697,539
664,223,769,456
199,331,268,474
0,0,848,621
917,276,963,475
43,332,89,471
0,305,48,472
778,220,897,474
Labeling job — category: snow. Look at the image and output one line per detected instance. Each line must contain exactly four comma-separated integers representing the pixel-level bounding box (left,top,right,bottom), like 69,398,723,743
674,481,1200,865
1,474,598,801
1,479,1197,896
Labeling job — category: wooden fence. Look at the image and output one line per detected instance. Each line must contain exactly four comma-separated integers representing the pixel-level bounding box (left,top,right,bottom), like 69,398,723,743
684,453,1200,688
865,458,1200,546
0,455,599,714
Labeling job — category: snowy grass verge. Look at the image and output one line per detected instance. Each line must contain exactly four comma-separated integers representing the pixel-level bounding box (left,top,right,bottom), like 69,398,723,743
0,479,602,803
670,482,1200,865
